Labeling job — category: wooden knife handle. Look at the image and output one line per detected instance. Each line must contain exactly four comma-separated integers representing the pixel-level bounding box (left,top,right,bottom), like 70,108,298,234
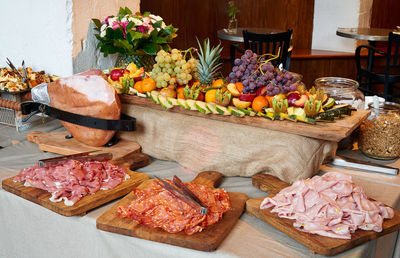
114,153,150,170
0,99,21,111
192,171,223,188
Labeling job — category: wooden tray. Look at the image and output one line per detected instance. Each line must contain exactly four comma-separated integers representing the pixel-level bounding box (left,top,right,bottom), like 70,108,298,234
2,168,149,216
96,171,249,251
27,131,142,161
246,174,400,256
120,95,370,142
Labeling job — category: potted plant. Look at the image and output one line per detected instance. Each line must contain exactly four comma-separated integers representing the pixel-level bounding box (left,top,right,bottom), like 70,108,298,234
92,7,178,71
227,1,240,34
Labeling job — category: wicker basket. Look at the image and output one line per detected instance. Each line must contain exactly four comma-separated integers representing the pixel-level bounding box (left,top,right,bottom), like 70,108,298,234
0,92,23,126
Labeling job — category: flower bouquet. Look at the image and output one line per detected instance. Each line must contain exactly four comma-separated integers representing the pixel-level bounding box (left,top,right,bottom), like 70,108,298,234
92,7,178,70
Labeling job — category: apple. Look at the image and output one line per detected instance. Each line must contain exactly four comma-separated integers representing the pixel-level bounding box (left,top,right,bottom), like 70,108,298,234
256,86,267,96
287,92,301,106
110,69,125,81
293,94,309,108
238,93,256,102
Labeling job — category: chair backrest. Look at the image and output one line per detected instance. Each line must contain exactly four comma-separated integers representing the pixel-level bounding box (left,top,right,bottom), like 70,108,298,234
242,29,292,68
386,32,400,73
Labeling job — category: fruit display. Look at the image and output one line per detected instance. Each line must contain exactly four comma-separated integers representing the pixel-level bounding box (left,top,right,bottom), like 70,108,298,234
108,40,355,125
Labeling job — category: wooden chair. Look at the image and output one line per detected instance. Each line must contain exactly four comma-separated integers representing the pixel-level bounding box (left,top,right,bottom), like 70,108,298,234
355,32,400,100
230,29,293,70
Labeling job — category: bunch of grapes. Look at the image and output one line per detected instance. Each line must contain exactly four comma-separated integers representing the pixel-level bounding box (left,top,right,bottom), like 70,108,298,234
151,49,197,88
226,49,299,95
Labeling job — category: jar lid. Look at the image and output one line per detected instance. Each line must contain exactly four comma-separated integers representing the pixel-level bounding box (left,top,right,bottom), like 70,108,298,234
367,102,400,113
314,77,359,89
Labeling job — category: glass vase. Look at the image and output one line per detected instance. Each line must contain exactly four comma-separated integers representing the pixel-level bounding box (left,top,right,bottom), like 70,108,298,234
115,53,155,72
227,17,238,34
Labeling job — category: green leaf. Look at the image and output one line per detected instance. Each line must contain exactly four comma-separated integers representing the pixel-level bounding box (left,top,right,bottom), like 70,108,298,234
142,11,150,17
161,44,170,52
124,7,132,15
149,29,158,38
92,19,102,29
114,39,133,51
143,42,158,55
126,22,135,30
119,7,126,16
153,20,162,28
129,31,144,40
152,37,167,44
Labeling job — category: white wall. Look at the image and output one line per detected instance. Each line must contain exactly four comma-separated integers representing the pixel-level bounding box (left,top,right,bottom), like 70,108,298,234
312,0,360,52
0,0,74,77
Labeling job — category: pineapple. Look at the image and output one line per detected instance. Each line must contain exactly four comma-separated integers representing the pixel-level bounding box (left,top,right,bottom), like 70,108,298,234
195,38,223,88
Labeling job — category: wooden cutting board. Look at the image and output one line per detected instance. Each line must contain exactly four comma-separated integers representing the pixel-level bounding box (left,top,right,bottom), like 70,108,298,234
120,95,370,142
27,131,141,161
1,156,150,216
96,171,248,251
246,174,400,256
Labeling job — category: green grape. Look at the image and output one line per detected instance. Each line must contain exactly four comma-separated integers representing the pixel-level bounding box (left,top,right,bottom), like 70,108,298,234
167,68,173,74
163,73,171,81
161,81,168,87
174,67,181,73
169,78,176,84
187,74,192,81
165,56,172,63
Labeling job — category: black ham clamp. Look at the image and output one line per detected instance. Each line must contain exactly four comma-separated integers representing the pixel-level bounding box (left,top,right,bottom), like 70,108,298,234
20,101,136,147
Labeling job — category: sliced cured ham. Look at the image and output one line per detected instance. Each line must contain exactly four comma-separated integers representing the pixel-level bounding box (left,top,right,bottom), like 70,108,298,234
117,179,231,235
14,159,127,206
260,172,394,239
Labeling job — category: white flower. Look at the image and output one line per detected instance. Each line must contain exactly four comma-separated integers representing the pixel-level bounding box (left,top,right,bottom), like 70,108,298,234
161,21,166,28
143,17,151,23
100,24,107,32
121,17,127,23
128,17,142,26
149,14,162,22
100,30,106,37
107,17,116,25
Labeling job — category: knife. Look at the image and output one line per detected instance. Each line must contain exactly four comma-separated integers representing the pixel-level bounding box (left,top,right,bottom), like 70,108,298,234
154,176,208,215
38,151,113,167
173,175,209,209
332,156,399,175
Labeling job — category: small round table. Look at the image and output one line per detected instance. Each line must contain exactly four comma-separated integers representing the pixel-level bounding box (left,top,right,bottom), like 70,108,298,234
217,27,285,42
336,27,394,42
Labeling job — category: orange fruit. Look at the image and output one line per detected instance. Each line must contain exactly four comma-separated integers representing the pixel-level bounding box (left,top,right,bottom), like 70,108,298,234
134,80,144,93
235,82,244,93
191,81,200,87
264,95,274,109
212,78,224,88
252,96,269,112
205,89,217,103
141,78,156,92
177,86,185,99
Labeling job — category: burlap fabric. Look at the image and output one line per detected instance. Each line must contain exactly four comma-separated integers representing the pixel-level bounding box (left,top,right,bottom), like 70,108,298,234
120,104,337,183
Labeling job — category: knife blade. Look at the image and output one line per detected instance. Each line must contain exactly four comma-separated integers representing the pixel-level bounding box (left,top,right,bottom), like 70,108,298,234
173,175,208,208
332,156,399,175
154,176,208,215
38,151,112,167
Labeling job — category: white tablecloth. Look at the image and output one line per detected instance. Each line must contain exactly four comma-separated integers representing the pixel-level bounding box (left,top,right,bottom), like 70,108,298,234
0,121,399,258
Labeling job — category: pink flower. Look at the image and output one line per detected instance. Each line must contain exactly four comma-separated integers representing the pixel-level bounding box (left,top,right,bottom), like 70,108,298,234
111,21,129,38
136,25,148,34
143,17,151,24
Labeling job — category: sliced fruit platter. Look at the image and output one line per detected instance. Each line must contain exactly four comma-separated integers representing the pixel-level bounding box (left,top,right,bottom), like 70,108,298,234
105,39,355,125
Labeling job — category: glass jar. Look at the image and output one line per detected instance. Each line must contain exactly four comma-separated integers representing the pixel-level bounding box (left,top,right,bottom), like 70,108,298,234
314,77,365,109
358,102,400,160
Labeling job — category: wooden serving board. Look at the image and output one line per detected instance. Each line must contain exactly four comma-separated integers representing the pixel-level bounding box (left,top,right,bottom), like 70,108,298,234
96,171,249,251
27,131,141,161
246,174,400,256
120,95,370,142
2,169,149,217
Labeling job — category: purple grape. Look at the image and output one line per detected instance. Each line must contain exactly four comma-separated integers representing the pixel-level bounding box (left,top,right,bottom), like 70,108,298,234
250,58,257,64
261,64,268,73
271,78,277,84
262,74,268,81
232,66,239,73
242,87,249,94
245,49,253,57
282,88,289,94
229,72,236,79
234,58,241,66
243,79,249,87
239,64,246,72
267,63,274,72
249,82,256,89
289,84,297,92
272,87,280,95
282,78,288,84
267,90,274,96
284,72,293,80
241,55,247,62
291,77,297,83
267,83,274,91
252,53,257,58
235,71,243,78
